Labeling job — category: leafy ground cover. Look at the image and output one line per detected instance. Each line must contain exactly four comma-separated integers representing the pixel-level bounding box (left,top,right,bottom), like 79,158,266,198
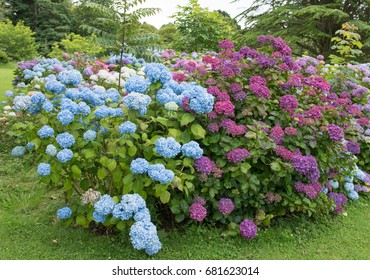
0,63,15,101
0,151,368,260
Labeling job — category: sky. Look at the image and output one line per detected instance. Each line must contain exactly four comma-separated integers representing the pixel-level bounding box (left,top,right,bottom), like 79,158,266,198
137,0,254,29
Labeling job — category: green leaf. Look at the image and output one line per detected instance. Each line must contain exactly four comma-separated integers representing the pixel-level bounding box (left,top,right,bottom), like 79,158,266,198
271,162,281,172
97,167,107,180
181,113,195,126
83,149,96,160
160,190,171,204
71,165,81,178
76,215,89,228
128,146,137,157
190,124,206,139
241,162,251,173
64,179,72,191
116,220,126,231
107,159,117,172
175,213,185,223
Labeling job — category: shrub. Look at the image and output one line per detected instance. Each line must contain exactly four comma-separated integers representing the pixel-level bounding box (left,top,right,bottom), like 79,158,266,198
0,20,38,61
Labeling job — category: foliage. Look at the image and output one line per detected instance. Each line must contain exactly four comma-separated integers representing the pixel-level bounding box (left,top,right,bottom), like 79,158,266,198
157,23,177,49
49,33,104,59
0,49,9,64
79,0,161,60
329,22,363,64
234,0,370,61
7,0,74,55
0,20,38,61
1,36,370,252
171,0,238,52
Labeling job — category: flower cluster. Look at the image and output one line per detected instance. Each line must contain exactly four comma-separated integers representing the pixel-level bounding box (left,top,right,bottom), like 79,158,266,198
327,124,344,142
239,219,257,239
56,132,75,148
155,137,181,158
37,163,51,176
125,75,149,93
119,121,137,135
226,148,250,163
294,181,322,199
188,202,207,222
57,207,72,219
181,141,203,159
123,92,151,116
249,76,270,99
292,155,320,180
218,198,234,215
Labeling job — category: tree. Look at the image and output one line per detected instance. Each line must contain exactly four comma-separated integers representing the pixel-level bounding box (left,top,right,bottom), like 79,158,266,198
234,0,370,61
157,23,177,48
7,0,75,55
0,20,38,61
79,0,161,91
172,0,238,52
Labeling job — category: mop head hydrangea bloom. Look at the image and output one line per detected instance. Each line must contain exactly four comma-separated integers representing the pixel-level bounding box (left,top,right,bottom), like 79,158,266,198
37,163,51,176
57,207,72,219
130,158,150,174
56,132,75,148
56,149,73,163
240,219,257,239
57,69,83,86
45,144,57,156
327,124,344,142
129,221,162,255
119,121,137,135
147,164,174,184
11,146,26,157
227,148,250,162
123,92,151,116
292,155,320,180
94,194,116,216
183,85,214,114
13,95,32,111
194,156,215,175
144,63,172,84
125,75,149,93
155,137,181,158
57,110,74,126
188,203,207,221
83,130,97,141
181,141,203,159
218,198,234,215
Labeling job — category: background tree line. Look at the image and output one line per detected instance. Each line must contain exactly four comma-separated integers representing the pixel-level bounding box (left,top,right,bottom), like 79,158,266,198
0,0,369,62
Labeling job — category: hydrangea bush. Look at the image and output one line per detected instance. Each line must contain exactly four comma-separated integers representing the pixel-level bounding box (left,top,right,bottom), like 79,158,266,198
1,36,369,253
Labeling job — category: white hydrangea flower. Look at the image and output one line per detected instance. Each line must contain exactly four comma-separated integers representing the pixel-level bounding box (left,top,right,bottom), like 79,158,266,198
90,74,98,81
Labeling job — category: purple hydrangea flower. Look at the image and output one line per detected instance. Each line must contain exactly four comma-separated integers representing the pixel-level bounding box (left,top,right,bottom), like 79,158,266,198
218,198,234,215
240,219,257,239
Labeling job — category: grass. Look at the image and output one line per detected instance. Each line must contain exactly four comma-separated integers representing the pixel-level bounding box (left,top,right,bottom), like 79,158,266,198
0,62,16,101
0,151,369,260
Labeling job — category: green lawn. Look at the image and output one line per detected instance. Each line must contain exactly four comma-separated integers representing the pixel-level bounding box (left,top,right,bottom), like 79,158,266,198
0,62,15,101
0,152,369,260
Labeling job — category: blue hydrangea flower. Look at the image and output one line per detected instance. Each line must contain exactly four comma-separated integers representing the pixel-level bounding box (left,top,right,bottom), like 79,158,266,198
181,141,203,159
94,194,116,216
60,99,79,114
26,142,35,149
125,75,150,93
57,110,74,126
156,87,179,104
28,103,42,114
144,63,172,84
45,80,66,94
328,180,339,189
42,100,54,112
155,137,181,158
105,88,120,102
4,90,14,97
65,88,81,100
130,158,150,174
354,170,366,181
56,149,74,163
11,146,26,157
57,207,72,219
119,121,137,135
112,202,133,220
145,236,162,256
94,105,115,118
56,132,75,148
58,69,83,86
344,176,353,183
83,130,97,141
37,163,51,176
123,92,151,116
344,182,354,191
121,194,146,213
37,125,54,139
186,85,214,114
77,102,91,115
93,211,107,223
321,187,328,195
13,95,32,111
31,92,46,104
129,221,159,250
148,164,174,184
134,208,151,222
46,144,57,156
348,190,359,200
